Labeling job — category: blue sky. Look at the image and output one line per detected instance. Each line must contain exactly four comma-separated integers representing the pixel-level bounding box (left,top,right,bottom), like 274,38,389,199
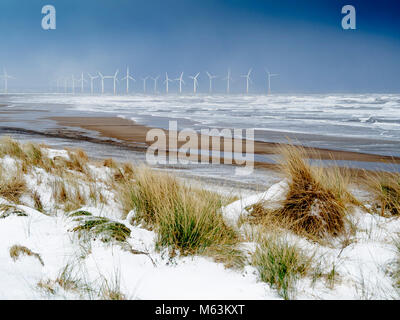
0,0,399,93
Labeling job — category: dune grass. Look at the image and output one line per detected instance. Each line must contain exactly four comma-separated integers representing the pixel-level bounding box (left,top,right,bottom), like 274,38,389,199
71,215,131,243
0,136,91,176
9,245,44,266
365,171,400,216
121,166,240,257
252,235,312,300
0,165,27,203
250,145,355,239
99,272,126,300
37,263,92,297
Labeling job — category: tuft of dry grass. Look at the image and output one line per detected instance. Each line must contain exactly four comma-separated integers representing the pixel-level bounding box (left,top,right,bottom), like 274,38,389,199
365,171,400,216
0,136,25,159
38,263,91,296
250,145,353,239
119,166,181,224
121,166,240,258
0,165,27,203
252,235,313,300
99,272,126,300
103,158,118,169
64,149,90,174
9,245,44,266
24,142,55,172
52,176,88,212
32,190,44,212
0,204,27,218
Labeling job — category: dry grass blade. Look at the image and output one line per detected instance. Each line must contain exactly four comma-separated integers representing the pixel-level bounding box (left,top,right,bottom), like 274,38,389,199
365,170,400,216
0,165,27,203
9,245,44,266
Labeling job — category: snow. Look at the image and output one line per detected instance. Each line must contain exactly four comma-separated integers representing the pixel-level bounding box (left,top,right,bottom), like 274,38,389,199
0,144,399,300
222,179,289,225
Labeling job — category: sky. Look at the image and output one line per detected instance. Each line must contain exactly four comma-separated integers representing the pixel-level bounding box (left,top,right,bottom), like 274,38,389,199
0,0,399,93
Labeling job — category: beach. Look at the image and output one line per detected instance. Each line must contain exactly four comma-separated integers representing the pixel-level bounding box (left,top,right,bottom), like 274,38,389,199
49,116,400,165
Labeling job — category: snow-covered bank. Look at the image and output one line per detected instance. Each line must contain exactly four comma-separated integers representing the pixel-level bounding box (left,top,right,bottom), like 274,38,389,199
0,138,399,299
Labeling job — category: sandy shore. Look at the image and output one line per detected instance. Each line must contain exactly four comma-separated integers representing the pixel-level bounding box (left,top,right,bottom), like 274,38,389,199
47,116,400,168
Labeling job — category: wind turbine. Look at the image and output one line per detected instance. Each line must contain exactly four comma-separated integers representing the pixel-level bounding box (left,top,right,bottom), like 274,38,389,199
77,72,87,93
188,72,200,94
174,72,185,94
164,72,173,94
206,71,218,94
1,69,15,94
151,75,160,93
241,68,252,94
121,66,135,94
98,70,118,95
87,73,98,94
98,72,106,94
223,68,232,94
265,69,279,95
112,70,119,95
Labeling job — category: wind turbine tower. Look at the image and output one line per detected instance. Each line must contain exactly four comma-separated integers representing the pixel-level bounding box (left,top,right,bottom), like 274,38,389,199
175,72,185,94
1,69,15,94
88,73,98,94
241,69,252,94
78,72,86,93
266,69,279,95
142,76,149,93
189,72,200,94
98,70,118,95
151,75,160,94
98,72,106,94
223,68,232,94
112,70,119,95
206,71,218,94
71,75,77,94
122,66,135,94
164,72,173,94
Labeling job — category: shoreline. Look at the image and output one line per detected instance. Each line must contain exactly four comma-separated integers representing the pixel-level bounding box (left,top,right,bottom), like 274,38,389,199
47,116,400,168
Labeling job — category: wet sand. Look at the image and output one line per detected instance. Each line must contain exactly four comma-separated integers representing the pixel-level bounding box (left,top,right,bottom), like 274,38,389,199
48,116,400,167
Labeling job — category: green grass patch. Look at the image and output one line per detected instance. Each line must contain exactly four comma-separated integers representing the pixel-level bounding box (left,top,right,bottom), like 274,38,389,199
252,236,312,300
71,216,131,243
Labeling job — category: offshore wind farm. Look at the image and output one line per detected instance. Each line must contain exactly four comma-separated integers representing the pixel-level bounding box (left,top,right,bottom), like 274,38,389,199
1,63,400,160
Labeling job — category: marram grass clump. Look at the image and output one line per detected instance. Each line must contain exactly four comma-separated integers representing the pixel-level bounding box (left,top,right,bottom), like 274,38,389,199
252,236,312,300
0,165,27,203
366,171,400,216
122,166,240,257
71,215,131,243
251,145,352,239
